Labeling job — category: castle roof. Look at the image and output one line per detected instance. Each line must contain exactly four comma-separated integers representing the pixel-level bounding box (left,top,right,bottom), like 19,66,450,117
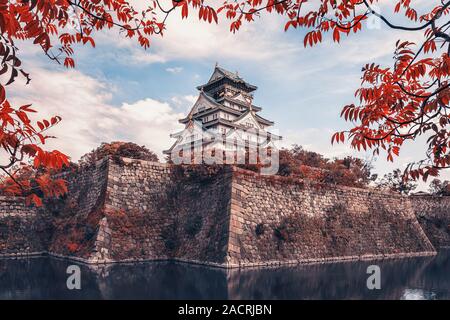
197,65,257,92
233,109,274,126
178,92,243,124
202,117,281,140
216,95,262,112
178,91,267,125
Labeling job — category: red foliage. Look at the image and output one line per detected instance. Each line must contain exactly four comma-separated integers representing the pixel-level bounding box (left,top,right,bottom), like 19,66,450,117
2,0,450,188
217,1,450,179
278,145,375,188
0,0,220,76
0,91,69,206
79,141,159,166
67,242,79,253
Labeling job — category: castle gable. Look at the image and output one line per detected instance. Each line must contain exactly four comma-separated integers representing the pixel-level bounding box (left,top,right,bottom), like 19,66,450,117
172,120,214,144
207,68,226,84
233,111,263,130
188,93,216,117
230,92,251,105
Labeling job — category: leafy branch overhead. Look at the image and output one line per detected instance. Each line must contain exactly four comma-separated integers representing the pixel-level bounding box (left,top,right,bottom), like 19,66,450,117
1,0,450,205
0,84,69,206
222,0,450,181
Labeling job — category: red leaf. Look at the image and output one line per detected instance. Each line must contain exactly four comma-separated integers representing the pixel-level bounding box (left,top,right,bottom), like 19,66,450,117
64,57,75,68
333,28,340,43
181,2,188,19
37,121,44,130
26,194,42,207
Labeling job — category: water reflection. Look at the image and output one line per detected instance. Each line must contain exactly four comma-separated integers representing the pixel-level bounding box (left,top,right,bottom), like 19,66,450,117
0,250,449,300
400,289,437,300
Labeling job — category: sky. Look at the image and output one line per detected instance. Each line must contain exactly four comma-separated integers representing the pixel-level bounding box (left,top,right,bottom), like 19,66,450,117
7,0,450,190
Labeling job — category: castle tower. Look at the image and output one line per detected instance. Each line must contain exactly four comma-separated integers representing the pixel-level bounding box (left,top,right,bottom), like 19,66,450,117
164,65,281,163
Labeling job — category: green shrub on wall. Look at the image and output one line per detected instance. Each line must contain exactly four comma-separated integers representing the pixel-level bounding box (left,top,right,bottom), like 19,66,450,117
160,224,180,252
255,223,265,236
273,216,301,244
184,214,203,238
273,227,287,242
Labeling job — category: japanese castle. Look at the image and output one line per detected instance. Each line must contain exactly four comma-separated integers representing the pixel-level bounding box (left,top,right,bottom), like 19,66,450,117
164,64,281,163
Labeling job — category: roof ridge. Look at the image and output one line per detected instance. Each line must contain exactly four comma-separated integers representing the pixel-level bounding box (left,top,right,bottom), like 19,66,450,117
216,66,241,80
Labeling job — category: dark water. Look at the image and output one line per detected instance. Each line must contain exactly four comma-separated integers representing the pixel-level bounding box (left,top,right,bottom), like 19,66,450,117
1,250,449,299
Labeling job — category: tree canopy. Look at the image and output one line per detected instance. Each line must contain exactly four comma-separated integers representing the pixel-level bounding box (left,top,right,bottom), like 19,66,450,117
79,141,159,166
278,145,376,188
376,168,417,195
429,178,450,195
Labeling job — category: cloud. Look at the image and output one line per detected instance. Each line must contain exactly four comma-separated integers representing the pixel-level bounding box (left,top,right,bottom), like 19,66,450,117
8,66,184,161
166,66,183,74
170,94,197,112
91,10,298,66
280,127,368,161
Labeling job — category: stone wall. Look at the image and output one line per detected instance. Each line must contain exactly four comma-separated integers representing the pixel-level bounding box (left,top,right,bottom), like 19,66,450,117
411,195,450,248
102,159,232,265
0,197,50,257
228,168,436,267
47,157,109,260
0,157,447,267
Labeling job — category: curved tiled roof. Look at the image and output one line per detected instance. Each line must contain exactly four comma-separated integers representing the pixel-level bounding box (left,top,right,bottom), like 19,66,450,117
233,109,274,126
197,65,257,92
179,92,244,124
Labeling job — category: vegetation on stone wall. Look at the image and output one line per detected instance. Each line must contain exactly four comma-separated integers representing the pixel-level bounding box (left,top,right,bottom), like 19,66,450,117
239,145,376,188
0,216,47,253
412,196,450,248
376,169,418,195
154,163,232,262
255,223,265,237
184,214,203,238
79,142,159,166
160,224,180,252
51,209,103,257
429,179,450,196
272,216,306,248
171,164,230,184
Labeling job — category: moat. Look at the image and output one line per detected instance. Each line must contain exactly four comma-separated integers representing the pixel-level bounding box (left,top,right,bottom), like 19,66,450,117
0,250,449,300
